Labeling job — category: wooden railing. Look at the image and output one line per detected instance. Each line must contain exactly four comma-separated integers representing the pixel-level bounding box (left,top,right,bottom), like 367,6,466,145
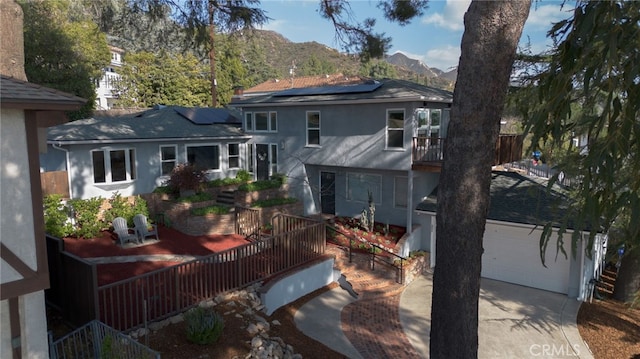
412,134,524,170
47,213,325,332
326,225,407,284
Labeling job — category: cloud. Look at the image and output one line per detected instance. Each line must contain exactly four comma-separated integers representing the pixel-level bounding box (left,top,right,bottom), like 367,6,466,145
422,0,471,31
525,3,571,30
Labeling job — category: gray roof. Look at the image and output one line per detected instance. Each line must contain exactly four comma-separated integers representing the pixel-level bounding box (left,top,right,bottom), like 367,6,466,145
231,78,453,107
47,106,247,144
416,171,573,229
1,75,86,110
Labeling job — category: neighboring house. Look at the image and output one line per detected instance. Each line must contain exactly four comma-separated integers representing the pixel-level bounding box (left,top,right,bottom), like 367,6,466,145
238,73,367,98
416,171,603,298
39,105,248,199
1,1,87,356
95,46,124,110
231,78,598,299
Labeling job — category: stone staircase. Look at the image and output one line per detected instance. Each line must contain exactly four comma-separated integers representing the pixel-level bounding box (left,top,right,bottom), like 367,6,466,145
216,190,236,206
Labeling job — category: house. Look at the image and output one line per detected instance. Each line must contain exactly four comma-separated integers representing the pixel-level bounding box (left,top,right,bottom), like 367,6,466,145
231,78,453,243
231,78,598,299
95,46,124,110
39,105,249,199
238,73,367,98
1,0,87,356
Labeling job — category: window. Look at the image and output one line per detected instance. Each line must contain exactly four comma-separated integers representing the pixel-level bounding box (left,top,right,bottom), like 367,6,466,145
248,111,277,132
186,144,220,171
92,148,136,184
430,109,441,139
228,143,240,169
386,109,405,149
245,112,253,131
394,177,408,208
160,145,177,176
307,111,320,146
270,144,278,174
346,173,382,203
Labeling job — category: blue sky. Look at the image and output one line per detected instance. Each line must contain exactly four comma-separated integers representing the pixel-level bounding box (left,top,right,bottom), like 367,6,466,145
258,0,572,71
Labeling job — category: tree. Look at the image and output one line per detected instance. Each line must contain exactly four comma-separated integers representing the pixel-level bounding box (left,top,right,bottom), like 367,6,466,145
521,1,640,302
115,51,210,108
430,2,531,357
20,0,110,120
359,59,397,78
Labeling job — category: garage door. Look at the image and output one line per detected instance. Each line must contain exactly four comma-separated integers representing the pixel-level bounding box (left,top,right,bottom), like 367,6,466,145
482,223,571,294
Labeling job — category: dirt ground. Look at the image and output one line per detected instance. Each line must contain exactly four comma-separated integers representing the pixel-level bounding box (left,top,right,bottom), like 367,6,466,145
140,288,639,359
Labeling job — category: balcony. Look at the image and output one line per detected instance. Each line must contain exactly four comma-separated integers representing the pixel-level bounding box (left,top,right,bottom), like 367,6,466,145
412,134,523,172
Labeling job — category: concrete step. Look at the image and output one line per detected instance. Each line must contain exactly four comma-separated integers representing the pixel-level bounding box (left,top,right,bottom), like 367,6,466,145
216,190,236,206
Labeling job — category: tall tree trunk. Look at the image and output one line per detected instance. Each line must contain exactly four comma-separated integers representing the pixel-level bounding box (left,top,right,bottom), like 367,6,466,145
613,245,640,303
208,0,217,107
429,1,530,358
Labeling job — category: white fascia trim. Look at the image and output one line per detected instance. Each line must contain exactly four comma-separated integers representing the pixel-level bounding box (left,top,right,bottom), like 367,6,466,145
236,97,452,108
48,135,252,146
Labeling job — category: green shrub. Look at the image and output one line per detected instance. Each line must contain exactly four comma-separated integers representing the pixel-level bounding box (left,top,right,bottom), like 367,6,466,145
250,197,297,208
207,177,243,188
238,179,280,192
153,185,175,195
68,197,103,239
236,169,252,182
178,192,214,203
184,307,224,345
103,193,149,227
191,205,230,216
43,194,73,238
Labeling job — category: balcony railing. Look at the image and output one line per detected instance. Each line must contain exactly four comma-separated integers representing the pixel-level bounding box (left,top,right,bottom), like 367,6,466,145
412,134,523,171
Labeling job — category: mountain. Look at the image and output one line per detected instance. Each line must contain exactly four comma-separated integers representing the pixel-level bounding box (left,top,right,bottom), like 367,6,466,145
385,52,458,83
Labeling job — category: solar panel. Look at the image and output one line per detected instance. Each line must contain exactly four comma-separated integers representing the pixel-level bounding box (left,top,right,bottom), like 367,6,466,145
273,81,382,97
175,107,241,125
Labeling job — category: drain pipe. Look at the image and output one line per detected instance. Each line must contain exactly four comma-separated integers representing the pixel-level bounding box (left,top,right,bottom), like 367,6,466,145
51,143,73,199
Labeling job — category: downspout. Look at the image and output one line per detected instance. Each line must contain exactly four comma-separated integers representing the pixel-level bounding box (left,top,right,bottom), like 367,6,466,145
51,143,72,199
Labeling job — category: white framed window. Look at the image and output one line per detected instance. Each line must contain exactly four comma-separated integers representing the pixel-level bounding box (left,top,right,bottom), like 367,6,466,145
186,144,220,171
91,148,136,184
306,111,321,146
248,111,277,132
386,109,405,149
228,143,240,169
394,176,408,208
160,145,177,176
346,173,382,203
430,109,441,139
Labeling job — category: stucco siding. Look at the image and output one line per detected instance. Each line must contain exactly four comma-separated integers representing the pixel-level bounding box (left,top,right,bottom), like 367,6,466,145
1,109,37,282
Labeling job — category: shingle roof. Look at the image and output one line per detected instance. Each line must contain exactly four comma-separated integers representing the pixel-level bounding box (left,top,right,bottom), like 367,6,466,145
1,75,86,110
244,73,367,95
416,171,573,229
233,78,453,106
47,106,247,144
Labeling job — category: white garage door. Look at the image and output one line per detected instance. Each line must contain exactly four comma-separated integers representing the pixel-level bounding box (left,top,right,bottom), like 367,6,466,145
482,223,571,294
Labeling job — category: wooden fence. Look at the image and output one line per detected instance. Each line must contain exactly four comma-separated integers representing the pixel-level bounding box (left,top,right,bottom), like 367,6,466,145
41,171,69,197
47,213,325,332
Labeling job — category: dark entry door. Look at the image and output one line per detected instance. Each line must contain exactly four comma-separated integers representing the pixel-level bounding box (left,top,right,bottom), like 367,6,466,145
320,171,336,215
256,144,269,180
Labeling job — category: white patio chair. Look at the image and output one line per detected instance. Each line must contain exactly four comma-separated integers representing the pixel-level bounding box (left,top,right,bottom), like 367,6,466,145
134,214,159,242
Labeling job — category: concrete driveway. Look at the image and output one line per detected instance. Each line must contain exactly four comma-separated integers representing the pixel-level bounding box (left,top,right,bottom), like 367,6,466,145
400,273,593,358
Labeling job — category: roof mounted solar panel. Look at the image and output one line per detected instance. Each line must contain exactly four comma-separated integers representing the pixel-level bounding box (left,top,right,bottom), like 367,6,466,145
273,80,382,97
175,107,241,125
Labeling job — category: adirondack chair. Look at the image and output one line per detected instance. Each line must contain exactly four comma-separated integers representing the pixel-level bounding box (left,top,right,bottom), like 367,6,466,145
134,214,158,242
113,217,139,245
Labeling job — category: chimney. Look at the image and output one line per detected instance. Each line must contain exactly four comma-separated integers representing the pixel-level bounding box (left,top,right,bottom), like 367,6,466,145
0,0,27,80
